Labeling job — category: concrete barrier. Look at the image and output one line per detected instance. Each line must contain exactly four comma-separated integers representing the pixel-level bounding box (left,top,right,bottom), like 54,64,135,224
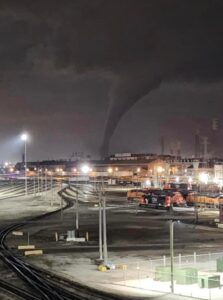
24,250,43,256
18,245,35,250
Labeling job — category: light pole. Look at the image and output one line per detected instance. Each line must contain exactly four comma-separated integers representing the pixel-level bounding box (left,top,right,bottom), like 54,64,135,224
102,178,108,265
170,220,174,294
75,191,79,237
21,133,28,196
99,187,103,261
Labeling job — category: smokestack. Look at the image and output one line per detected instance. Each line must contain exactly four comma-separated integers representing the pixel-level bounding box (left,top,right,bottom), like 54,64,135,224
211,118,219,157
176,141,181,157
201,136,209,159
169,142,174,156
161,136,165,155
195,129,200,158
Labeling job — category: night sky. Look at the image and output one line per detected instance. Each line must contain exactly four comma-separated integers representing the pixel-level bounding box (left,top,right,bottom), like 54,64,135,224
1,0,223,162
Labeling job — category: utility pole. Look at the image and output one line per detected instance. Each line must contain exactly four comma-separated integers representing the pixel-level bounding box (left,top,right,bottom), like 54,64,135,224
102,179,108,265
45,171,47,200
33,176,36,196
76,191,79,237
41,174,44,196
170,220,174,294
37,170,40,195
50,174,53,206
99,188,103,261
60,180,63,221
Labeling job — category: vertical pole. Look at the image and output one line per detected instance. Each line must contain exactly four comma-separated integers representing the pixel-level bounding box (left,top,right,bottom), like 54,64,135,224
60,180,63,221
51,175,53,206
27,232,30,245
37,171,40,194
163,255,166,266
24,140,27,195
41,174,43,196
99,189,103,260
179,253,181,267
76,192,79,237
102,185,108,265
194,252,197,265
45,171,47,200
170,220,174,293
34,176,36,196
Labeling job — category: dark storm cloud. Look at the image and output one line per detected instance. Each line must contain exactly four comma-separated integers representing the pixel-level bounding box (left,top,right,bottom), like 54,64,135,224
1,0,223,157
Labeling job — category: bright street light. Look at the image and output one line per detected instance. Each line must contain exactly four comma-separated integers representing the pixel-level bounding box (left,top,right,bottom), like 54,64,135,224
81,164,90,174
107,167,113,174
21,133,28,141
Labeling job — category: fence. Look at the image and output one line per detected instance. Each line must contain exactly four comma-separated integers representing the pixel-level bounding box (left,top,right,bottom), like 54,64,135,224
111,251,223,300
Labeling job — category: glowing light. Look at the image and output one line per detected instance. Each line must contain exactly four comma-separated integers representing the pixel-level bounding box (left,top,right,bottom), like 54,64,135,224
157,166,164,173
107,167,113,174
175,176,180,183
188,177,193,184
137,167,141,172
73,168,77,173
4,162,9,167
21,133,28,141
56,168,60,172
115,167,119,171
9,167,14,172
81,164,90,174
145,179,151,186
199,173,209,184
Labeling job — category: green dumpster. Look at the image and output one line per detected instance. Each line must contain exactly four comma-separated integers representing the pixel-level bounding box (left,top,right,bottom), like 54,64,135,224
198,275,220,289
175,268,198,285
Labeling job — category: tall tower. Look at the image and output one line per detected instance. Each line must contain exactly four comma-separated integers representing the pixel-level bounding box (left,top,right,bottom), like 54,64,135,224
201,136,209,159
161,136,165,155
176,141,181,157
194,129,200,158
212,118,219,157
